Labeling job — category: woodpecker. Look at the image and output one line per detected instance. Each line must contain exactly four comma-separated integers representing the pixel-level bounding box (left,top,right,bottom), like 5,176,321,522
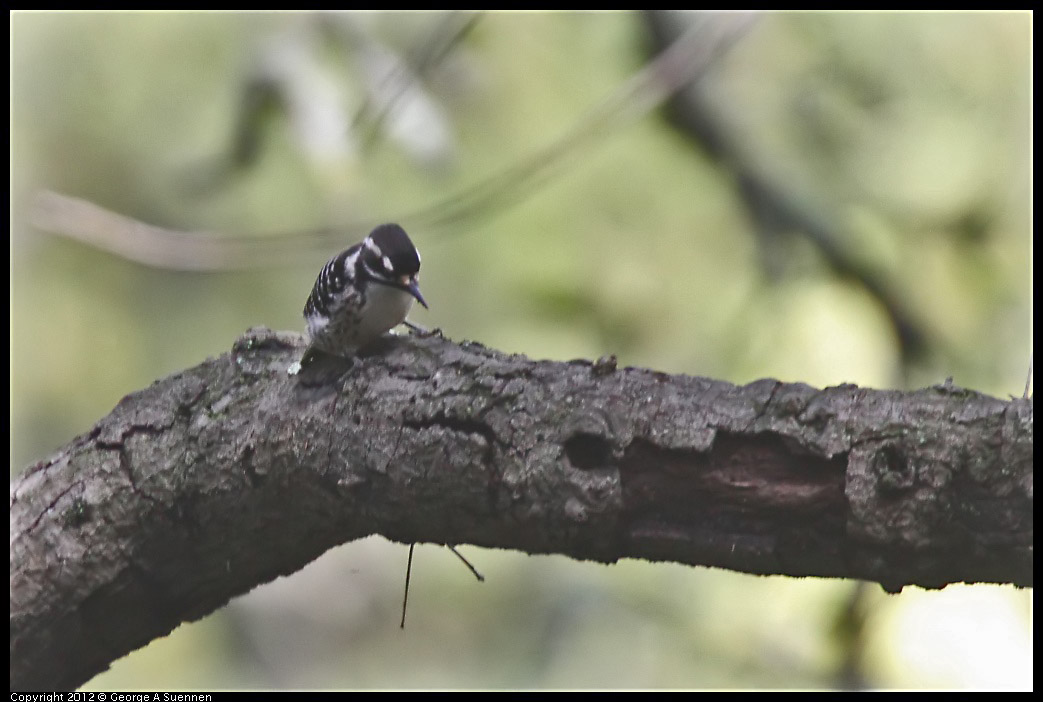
302,223,427,359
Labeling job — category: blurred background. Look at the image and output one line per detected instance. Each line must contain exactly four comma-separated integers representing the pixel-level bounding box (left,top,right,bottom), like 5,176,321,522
10,10,1031,690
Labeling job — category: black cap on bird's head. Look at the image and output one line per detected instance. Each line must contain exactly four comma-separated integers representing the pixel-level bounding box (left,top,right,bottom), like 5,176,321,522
361,224,428,308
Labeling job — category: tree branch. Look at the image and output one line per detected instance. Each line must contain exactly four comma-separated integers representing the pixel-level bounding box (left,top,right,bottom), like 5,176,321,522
10,327,1033,691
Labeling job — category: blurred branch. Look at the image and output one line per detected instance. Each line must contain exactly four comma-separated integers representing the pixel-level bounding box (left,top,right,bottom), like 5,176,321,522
29,12,759,270
29,189,376,271
406,10,759,229
642,10,932,364
344,10,483,152
29,189,321,271
10,327,1033,690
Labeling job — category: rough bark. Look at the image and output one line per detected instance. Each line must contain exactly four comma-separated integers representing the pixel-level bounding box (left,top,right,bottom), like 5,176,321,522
10,327,1033,691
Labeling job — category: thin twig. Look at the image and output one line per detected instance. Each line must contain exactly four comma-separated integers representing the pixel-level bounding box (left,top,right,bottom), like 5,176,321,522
400,542,415,629
447,544,485,582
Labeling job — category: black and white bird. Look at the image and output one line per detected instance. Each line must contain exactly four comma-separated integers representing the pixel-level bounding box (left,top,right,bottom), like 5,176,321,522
302,223,427,359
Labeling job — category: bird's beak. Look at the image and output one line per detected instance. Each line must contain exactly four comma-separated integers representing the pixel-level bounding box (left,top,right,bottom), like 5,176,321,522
401,275,428,309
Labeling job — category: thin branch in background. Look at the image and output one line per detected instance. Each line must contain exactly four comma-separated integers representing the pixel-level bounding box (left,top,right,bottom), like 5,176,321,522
29,12,759,270
347,10,483,152
29,190,339,271
405,11,759,230
642,10,933,366
180,74,288,195
830,581,872,690
737,170,930,363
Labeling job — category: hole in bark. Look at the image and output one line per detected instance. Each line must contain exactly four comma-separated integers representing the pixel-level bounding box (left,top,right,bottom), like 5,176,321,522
564,433,614,470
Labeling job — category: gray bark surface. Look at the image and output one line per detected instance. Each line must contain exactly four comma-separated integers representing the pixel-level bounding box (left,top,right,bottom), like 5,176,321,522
11,327,1033,690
